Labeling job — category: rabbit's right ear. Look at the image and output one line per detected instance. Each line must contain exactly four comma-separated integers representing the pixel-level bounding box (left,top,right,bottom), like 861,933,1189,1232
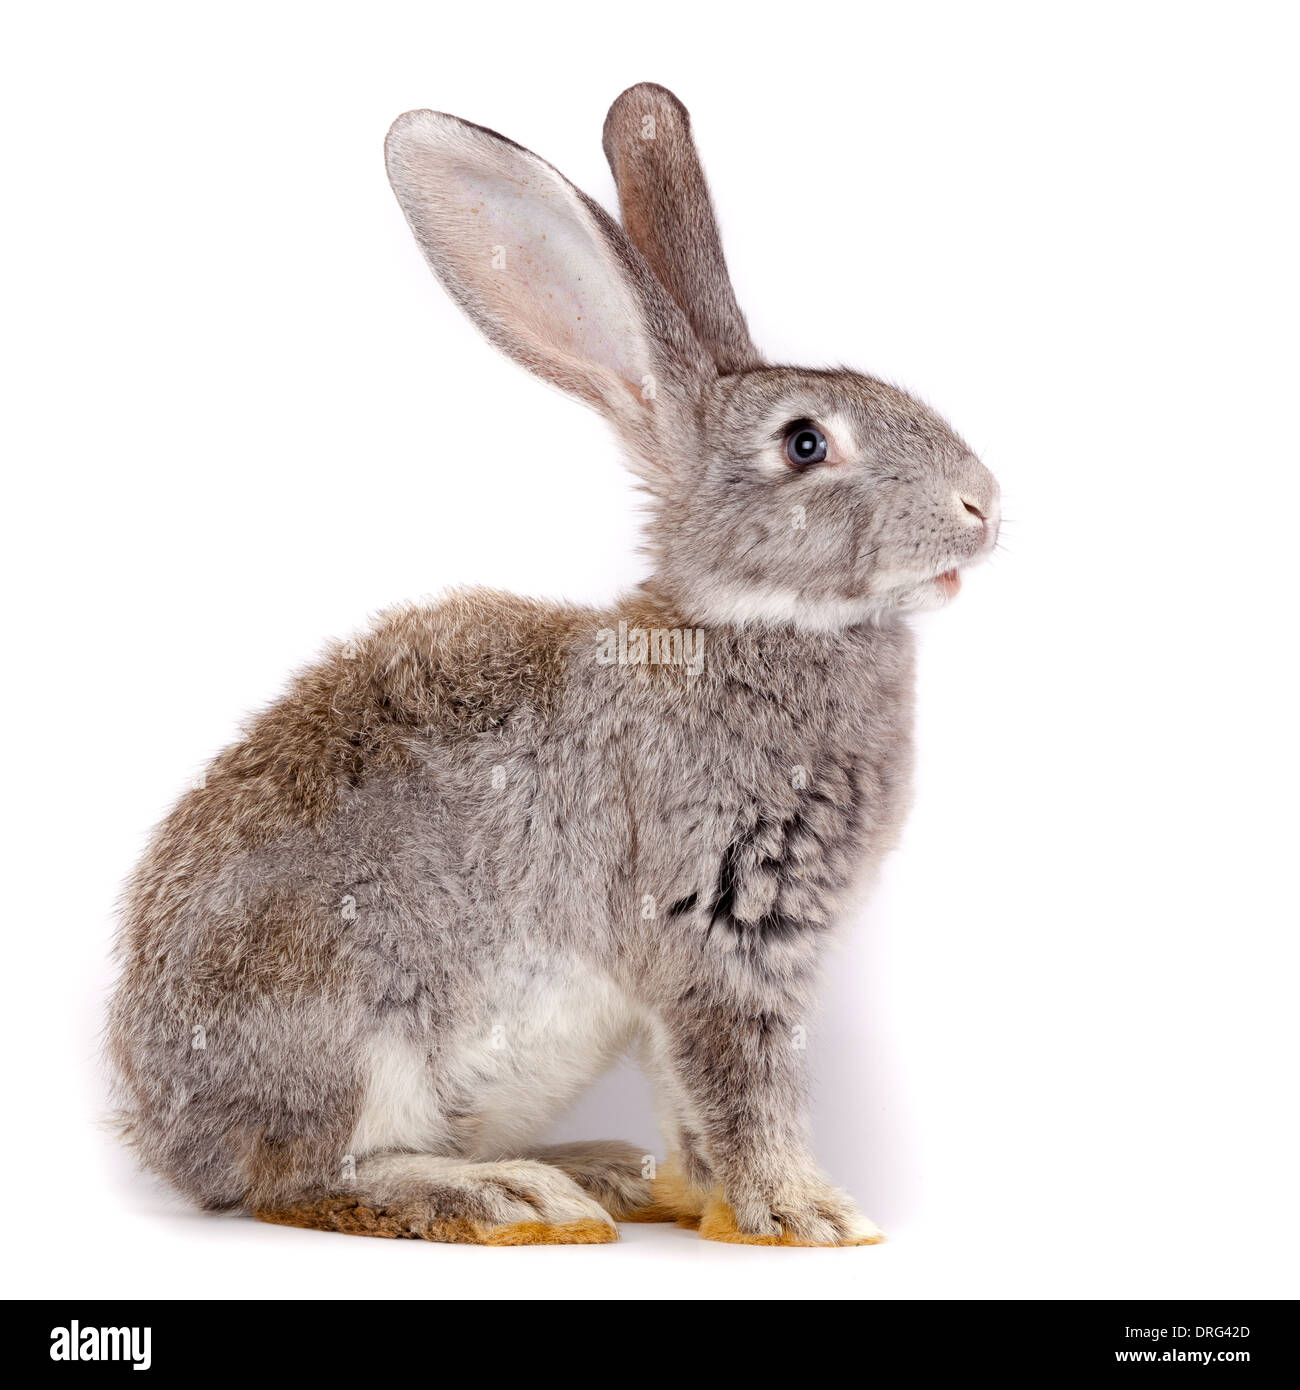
603,84,761,374
386,110,713,480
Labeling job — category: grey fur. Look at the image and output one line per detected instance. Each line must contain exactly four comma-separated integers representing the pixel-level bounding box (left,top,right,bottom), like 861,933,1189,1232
107,84,998,1245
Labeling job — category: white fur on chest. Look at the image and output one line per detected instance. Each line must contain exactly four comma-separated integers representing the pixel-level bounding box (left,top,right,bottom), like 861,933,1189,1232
348,954,641,1161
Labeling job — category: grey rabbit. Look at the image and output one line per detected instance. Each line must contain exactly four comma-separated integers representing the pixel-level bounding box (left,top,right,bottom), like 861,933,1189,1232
107,82,999,1245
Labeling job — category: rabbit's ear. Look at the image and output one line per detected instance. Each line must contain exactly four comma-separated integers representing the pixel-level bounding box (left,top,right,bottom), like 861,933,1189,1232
602,84,761,375
386,110,712,475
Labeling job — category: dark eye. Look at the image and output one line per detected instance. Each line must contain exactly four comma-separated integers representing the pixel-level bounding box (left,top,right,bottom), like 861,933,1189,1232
784,422,828,469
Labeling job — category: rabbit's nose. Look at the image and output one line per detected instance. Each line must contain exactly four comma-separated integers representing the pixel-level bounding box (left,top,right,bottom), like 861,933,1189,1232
954,487,1000,547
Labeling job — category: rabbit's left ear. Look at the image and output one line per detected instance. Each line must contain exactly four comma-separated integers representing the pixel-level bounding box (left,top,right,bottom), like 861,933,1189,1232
603,84,761,374
386,110,712,480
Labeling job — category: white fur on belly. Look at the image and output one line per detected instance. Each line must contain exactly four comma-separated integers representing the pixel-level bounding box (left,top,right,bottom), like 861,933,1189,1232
347,956,642,1161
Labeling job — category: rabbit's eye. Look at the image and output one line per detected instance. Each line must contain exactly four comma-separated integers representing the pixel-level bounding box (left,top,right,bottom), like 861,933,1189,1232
784,422,828,469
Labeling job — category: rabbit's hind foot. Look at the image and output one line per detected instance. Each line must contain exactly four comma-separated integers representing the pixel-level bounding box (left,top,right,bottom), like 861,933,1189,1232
617,1154,708,1228
254,1154,618,1245
527,1139,664,1221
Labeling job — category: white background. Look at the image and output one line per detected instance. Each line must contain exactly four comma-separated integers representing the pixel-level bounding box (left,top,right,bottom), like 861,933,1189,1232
3,0,1297,1300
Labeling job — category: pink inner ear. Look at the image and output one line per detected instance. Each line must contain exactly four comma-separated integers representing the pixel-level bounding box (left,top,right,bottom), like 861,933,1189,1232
442,158,648,394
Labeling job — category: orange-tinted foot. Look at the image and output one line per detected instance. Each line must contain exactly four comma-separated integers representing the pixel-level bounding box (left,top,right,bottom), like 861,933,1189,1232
698,1194,885,1247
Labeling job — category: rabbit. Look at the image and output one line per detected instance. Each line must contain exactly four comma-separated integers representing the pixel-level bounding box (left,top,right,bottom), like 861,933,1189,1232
107,82,999,1247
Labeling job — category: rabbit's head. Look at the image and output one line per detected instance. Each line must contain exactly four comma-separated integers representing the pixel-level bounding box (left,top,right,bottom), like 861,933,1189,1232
386,84,999,630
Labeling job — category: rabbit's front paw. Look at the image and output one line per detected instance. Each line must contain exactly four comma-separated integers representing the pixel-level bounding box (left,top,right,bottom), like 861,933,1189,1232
699,1180,884,1247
